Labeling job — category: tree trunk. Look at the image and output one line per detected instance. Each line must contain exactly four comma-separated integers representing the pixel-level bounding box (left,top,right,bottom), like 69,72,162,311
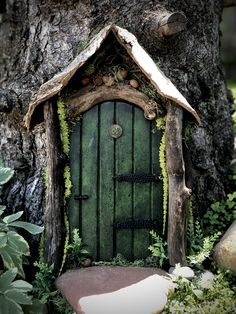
0,0,233,263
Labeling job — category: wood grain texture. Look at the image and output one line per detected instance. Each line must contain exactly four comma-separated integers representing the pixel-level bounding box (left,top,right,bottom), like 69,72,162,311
133,107,150,259
99,102,115,260
81,106,99,260
44,101,64,267
115,101,133,260
66,85,162,119
166,104,191,265
69,101,163,261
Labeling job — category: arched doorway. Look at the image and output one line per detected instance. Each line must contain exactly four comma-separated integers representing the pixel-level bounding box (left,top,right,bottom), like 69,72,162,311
69,100,163,261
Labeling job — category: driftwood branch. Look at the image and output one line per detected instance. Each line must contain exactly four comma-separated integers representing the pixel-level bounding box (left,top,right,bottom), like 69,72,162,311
65,85,164,119
166,103,191,266
44,101,64,268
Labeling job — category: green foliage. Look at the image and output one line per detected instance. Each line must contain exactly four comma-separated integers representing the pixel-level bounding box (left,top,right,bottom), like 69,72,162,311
148,230,168,267
43,167,48,188
187,198,195,251
57,97,73,274
59,213,70,275
228,81,236,98
84,64,95,76
33,262,73,314
229,166,236,182
83,50,106,76
187,220,204,256
203,192,236,235
163,270,236,314
93,253,145,267
156,117,168,235
0,166,14,185
156,116,166,130
76,38,91,55
65,229,88,268
139,83,159,99
0,268,33,314
188,229,221,268
38,232,45,264
0,208,44,278
64,166,72,200
57,98,70,156
0,166,44,278
159,129,168,235
0,163,45,312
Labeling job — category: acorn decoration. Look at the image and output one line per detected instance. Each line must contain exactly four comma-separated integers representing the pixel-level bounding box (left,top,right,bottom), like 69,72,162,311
102,75,114,86
129,79,139,89
81,77,90,86
117,69,128,81
94,76,103,86
82,258,92,267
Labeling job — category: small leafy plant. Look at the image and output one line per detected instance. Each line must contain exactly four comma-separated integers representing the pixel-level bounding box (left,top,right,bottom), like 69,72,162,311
163,269,236,314
0,268,33,314
0,162,45,313
66,228,89,268
0,208,44,278
187,220,204,256
187,232,221,268
203,192,236,235
187,220,221,268
33,262,73,314
0,164,44,277
148,230,168,267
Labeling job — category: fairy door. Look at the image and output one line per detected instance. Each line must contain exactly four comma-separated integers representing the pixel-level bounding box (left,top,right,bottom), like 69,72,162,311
69,100,163,261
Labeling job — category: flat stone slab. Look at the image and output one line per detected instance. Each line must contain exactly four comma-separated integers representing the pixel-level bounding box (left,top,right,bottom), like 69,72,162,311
56,266,172,314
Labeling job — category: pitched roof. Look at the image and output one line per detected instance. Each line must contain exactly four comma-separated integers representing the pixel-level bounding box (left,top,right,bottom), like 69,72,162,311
24,24,200,129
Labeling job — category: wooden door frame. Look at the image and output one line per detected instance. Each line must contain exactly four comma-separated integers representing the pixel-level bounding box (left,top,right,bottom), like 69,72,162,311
64,84,163,121
43,87,190,267
65,85,190,265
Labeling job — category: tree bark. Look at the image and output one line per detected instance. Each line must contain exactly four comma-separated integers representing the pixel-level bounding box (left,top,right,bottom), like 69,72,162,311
166,104,191,265
0,0,233,264
44,101,64,267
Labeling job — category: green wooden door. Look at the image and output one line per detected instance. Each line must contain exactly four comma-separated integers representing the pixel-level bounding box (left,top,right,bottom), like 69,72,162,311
69,101,162,261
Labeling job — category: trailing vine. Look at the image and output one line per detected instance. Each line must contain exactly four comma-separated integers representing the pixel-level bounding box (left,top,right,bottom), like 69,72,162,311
187,197,194,241
57,98,70,156
57,97,72,274
156,117,168,235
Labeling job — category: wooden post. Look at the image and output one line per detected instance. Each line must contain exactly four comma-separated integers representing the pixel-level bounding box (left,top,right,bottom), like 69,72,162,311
44,101,64,268
145,11,187,37
157,12,187,37
166,103,191,265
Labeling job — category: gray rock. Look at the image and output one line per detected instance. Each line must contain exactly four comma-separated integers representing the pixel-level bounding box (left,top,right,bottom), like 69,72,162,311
214,220,236,275
170,266,195,279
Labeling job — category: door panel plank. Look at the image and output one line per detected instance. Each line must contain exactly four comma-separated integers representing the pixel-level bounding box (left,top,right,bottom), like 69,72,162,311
115,101,133,260
133,107,150,259
69,101,163,262
69,122,81,233
99,102,115,260
151,125,163,234
81,106,99,259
